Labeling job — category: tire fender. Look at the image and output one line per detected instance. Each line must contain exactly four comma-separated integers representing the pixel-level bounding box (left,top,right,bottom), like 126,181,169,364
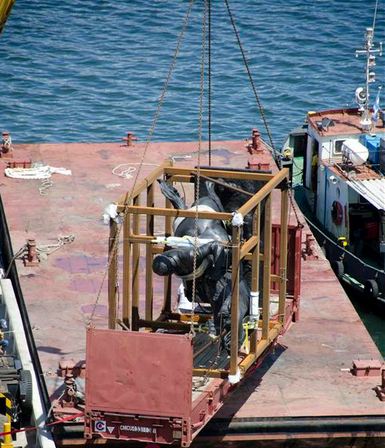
331,260,344,279
364,279,379,300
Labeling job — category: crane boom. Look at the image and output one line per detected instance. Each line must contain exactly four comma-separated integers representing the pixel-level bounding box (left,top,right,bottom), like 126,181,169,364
0,0,15,35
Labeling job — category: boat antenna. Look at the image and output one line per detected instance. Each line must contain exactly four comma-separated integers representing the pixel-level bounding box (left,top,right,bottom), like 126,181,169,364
355,21,382,130
372,0,379,34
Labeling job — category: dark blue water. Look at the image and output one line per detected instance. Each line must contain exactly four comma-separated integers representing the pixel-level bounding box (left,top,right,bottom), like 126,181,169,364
1,0,384,353
2,0,385,147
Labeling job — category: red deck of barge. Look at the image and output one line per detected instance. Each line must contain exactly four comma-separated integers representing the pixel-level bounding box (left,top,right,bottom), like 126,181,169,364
1,136,385,446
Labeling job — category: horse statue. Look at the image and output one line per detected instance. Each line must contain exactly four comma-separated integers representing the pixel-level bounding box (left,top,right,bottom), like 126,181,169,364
152,179,251,351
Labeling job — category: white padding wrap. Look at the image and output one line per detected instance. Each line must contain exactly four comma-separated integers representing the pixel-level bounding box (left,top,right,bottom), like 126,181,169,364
228,368,242,385
250,291,260,320
102,203,120,224
232,212,244,227
152,235,214,248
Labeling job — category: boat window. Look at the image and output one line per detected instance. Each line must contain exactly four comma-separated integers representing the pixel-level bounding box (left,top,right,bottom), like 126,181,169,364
292,133,307,158
334,140,344,155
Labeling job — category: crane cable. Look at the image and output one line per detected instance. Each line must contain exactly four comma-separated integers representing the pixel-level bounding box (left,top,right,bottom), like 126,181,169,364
208,0,212,166
224,2,304,237
190,0,208,336
88,0,195,326
224,0,303,227
223,0,277,157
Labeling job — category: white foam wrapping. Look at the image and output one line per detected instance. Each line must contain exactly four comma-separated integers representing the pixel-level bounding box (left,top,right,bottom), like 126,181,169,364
250,291,260,320
152,235,213,248
177,283,193,312
102,203,120,224
228,368,242,385
231,212,244,227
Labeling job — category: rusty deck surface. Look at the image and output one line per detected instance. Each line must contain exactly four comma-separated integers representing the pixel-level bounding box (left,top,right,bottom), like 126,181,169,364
307,108,385,137
1,138,384,427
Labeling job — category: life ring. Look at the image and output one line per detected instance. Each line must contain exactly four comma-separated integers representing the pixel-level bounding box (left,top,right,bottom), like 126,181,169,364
331,201,343,225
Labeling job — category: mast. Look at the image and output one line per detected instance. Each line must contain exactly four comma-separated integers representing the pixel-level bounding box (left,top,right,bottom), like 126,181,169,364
355,27,382,130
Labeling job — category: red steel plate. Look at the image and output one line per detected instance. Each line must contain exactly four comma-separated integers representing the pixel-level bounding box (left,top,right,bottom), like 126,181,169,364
86,328,193,418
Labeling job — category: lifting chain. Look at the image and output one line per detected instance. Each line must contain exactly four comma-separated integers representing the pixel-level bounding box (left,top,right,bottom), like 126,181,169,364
288,188,304,229
190,0,208,337
88,0,195,327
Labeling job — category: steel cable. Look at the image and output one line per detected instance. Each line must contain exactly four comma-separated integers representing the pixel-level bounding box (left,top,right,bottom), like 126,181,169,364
190,0,208,336
223,0,277,156
88,0,195,326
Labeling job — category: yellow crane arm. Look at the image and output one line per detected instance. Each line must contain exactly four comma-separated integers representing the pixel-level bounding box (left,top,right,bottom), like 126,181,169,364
0,0,15,35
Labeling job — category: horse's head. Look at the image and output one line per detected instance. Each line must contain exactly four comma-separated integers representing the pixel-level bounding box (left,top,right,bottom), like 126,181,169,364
152,241,224,279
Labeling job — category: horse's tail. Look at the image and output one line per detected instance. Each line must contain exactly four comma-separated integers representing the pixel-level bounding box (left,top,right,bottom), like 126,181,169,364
204,180,225,212
158,179,186,209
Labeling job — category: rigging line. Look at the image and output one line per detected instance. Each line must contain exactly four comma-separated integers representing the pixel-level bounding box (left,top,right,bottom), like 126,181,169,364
208,0,212,166
372,0,379,34
191,0,208,336
301,210,384,272
223,0,276,156
123,0,195,210
288,187,304,228
88,0,195,326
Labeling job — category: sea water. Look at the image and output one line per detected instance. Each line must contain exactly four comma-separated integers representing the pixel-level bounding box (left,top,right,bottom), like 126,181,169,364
0,0,384,353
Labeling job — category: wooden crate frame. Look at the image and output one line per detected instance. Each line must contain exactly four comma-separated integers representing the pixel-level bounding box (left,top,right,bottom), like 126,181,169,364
107,161,290,377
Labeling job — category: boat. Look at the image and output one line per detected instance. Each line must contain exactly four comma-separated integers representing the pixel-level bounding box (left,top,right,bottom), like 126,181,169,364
283,25,385,306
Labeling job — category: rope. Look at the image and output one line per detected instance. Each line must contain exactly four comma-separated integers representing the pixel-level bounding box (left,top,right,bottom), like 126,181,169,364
39,178,53,195
112,164,136,179
3,235,75,278
36,234,75,257
190,0,207,337
179,258,210,281
111,163,159,180
4,165,71,179
5,166,51,179
223,0,277,156
302,209,385,273
88,0,195,326
4,245,27,278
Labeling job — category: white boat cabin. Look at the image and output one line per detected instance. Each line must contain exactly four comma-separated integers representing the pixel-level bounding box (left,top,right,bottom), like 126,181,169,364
292,107,385,267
